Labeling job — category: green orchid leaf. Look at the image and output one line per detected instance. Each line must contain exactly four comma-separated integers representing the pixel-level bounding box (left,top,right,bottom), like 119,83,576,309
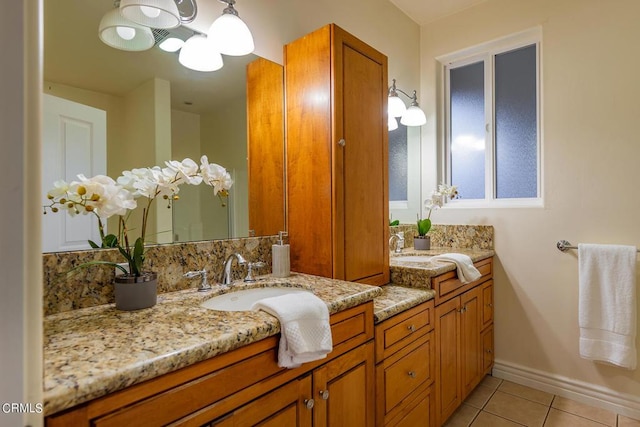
417,218,431,236
102,234,118,248
88,240,100,249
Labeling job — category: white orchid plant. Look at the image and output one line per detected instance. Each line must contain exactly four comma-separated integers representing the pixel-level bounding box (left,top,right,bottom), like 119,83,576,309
417,184,458,236
43,155,233,278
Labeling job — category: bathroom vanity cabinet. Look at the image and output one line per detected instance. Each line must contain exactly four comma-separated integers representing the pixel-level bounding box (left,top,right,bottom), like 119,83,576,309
285,24,390,285
45,302,375,427
433,258,494,425
374,300,436,427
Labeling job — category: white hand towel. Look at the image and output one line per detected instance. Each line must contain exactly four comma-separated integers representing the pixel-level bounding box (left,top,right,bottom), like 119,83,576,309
431,253,482,284
252,292,333,369
578,243,637,370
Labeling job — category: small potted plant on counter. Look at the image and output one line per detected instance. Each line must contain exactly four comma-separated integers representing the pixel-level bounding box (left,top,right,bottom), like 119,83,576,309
43,155,233,310
414,184,458,250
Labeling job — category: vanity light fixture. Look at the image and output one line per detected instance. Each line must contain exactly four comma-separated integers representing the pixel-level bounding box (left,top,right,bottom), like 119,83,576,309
388,79,427,129
208,0,255,56
120,0,181,29
178,34,224,72
98,7,155,51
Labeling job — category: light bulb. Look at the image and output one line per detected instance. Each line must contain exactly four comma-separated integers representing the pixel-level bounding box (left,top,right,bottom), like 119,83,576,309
116,26,136,40
158,37,184,52
140,5,161,18
388,115,398,131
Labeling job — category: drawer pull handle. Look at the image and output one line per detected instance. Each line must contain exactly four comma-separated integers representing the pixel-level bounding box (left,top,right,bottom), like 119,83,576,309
338,138,346,147
408,371,417,379
319,390,329,400
458,307,466,313
487,303,493,307
407,324,416,332
486,349,493,354
304,398,315,409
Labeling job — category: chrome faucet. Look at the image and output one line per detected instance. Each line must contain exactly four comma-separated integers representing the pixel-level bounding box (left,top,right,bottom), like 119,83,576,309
389,232,405,254
183,269,212,292
221,253,247,285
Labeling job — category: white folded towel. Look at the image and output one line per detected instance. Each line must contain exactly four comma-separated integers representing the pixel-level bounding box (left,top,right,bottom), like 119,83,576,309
431,253,482,284
252,292,333,369
578,243,637,370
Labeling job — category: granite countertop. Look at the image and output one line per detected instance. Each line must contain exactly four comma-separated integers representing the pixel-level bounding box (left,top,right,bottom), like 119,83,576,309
43,273,382,416
389,247,495,289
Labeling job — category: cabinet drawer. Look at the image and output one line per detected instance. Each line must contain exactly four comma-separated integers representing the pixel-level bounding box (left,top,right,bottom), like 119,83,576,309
375,301,434,361
481,280,494,329
386,382,434,427
433,258,492,305
376,332,434,423
94,346,282,427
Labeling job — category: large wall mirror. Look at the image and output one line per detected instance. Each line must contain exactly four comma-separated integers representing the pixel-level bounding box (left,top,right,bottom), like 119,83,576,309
42,0,285,252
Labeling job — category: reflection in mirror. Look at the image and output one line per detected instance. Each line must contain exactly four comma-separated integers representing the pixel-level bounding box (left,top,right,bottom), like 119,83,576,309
42,0,285,252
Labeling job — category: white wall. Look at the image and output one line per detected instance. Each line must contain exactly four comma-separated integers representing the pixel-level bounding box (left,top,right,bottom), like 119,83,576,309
421,0,640,416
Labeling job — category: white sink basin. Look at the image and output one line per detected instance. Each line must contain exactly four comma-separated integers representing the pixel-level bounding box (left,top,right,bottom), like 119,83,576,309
201,287,312,312
393,255,433,263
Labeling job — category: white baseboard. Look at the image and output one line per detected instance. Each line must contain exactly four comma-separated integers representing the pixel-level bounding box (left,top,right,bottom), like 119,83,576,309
492,359,640,420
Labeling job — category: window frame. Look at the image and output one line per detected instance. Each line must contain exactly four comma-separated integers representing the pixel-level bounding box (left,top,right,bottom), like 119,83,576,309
438,27,543,208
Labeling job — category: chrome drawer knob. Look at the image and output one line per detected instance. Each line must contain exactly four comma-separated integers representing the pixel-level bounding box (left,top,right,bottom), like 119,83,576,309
407,324,416,332
408,371,416,379
319,390,329,400
305,398,315,409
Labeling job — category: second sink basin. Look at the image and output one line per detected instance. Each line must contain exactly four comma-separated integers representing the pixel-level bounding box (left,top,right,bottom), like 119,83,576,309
201,286,313,312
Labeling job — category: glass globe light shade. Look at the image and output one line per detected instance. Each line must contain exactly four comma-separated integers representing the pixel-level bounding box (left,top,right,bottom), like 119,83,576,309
388,115,398,131
208,13,255,56
120,0,181,29
179,35,224,72
98,8,154,51
388,95,406,118
400,105,427,126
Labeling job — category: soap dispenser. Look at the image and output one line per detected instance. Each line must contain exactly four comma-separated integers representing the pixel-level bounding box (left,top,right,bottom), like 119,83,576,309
272,231,290,278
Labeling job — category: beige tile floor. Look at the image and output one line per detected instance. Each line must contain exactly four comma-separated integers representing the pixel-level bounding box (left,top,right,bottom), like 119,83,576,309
444,376,640,427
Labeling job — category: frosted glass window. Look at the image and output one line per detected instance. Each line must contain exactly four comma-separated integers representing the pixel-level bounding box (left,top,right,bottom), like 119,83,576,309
442,29,540,205
450,61,485,200
389,124,408,201
495,44,537,198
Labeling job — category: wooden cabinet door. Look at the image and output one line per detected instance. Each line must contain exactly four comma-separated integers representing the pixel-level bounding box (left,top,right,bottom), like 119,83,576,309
208,375,313,427
460,287,482,398
247,57,285,237
313,342,375,427
334,27,389,285
435,297,461,425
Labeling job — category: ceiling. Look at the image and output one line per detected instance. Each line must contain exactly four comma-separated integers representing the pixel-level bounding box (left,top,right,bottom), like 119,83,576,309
389,0,487,25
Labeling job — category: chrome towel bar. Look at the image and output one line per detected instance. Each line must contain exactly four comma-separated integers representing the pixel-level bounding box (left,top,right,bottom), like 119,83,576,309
557,240,640,253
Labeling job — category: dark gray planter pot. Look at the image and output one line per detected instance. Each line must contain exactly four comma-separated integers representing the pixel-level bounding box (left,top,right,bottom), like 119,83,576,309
414,236,431,250
114,272,157,311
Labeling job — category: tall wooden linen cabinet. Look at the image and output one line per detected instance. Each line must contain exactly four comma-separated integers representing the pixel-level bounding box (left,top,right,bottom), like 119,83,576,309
285,24,390,285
